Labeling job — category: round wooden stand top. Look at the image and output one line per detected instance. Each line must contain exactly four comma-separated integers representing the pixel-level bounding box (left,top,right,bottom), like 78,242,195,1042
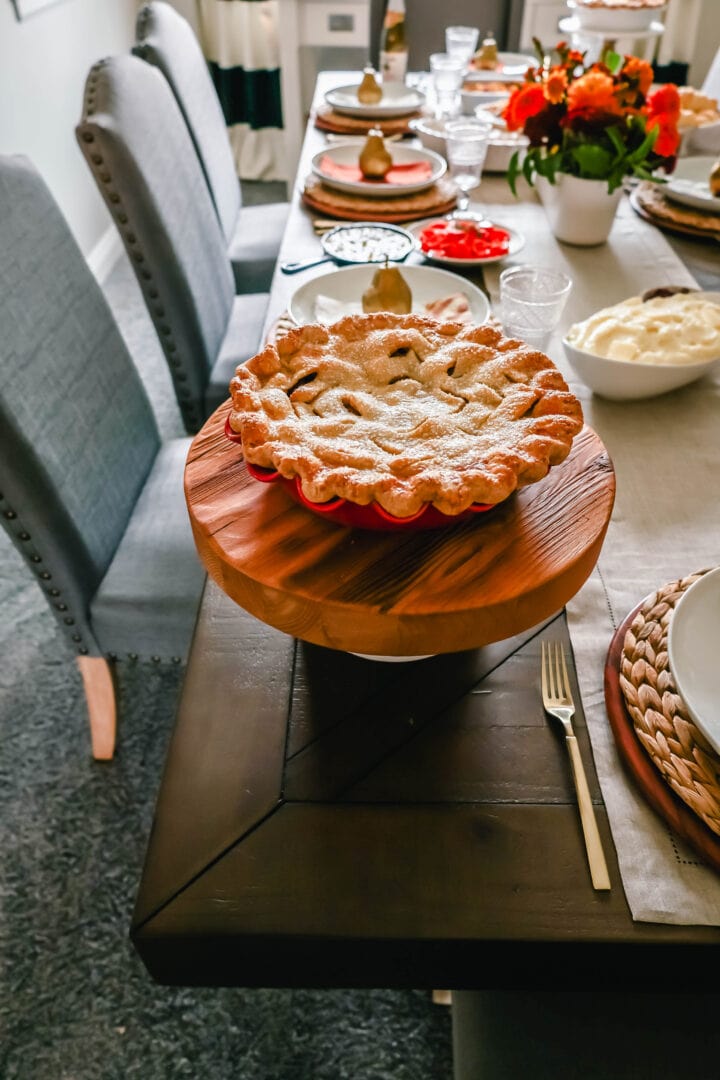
185,404,616,656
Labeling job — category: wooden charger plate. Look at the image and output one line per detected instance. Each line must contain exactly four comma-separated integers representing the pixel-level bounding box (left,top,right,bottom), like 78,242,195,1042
604,599,720,872
185,409,615,657
629,185,720,244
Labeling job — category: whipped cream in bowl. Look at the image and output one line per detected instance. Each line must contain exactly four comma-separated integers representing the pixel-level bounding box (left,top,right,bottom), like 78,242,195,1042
562,290,720,400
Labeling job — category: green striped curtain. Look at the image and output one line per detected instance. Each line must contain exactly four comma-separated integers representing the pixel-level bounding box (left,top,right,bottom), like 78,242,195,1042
197,0,285,180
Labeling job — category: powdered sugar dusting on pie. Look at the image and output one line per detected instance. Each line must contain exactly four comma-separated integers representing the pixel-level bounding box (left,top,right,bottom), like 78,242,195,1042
229,314,584,518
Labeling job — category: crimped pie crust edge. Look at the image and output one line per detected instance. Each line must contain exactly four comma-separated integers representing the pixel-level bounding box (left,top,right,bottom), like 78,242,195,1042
229,313,584,518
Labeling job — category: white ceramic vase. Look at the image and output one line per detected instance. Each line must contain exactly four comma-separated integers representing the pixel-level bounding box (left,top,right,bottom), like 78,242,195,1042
535,173,623,246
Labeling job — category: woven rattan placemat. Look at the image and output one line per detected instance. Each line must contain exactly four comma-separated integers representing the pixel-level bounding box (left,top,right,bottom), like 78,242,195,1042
313,105,422,137
301,175,457,224
630,182,720,243
619,570,720,837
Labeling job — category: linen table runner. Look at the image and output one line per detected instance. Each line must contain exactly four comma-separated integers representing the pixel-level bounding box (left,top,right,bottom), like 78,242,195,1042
484,192,720,925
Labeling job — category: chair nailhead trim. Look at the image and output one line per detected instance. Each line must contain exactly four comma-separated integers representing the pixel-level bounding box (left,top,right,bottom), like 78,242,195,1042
0,497,91,654
81,114,201,436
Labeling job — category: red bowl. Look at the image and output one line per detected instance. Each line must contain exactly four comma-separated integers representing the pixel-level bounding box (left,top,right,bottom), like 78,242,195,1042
224,416,496,531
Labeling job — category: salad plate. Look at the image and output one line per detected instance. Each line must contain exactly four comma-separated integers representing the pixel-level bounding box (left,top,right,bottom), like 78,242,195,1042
325,82,425,119
663,156,720,214
466,52,535,80
311,144,445,197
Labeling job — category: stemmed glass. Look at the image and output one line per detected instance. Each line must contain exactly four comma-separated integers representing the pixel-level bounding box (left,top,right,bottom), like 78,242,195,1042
444,119,492,221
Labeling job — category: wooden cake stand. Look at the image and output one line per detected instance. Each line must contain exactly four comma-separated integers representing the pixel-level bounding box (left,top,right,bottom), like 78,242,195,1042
184,404,616,657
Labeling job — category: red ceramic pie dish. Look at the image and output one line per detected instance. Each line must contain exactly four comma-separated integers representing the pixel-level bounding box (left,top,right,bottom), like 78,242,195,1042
224,417,496,531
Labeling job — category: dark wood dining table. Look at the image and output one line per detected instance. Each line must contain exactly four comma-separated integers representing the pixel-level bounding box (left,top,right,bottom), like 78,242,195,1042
130,74,720,992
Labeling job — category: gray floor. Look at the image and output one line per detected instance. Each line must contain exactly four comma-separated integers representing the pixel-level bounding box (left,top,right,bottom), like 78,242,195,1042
0,186,453,1080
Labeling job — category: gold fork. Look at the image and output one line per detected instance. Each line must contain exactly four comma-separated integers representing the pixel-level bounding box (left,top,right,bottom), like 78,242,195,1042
541,641,611,891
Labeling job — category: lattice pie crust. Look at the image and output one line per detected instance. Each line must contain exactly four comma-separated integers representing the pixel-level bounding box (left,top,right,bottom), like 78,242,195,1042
229,314,584,518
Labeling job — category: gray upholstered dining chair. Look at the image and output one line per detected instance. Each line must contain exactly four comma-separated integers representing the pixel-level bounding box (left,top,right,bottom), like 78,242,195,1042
133,0,289,295
76,54,267,435
0,154,206,761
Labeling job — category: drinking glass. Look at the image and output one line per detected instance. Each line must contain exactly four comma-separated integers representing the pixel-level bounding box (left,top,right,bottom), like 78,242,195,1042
428,52,465,120
444,119,492,219
499,265,573,350
445,25,480,65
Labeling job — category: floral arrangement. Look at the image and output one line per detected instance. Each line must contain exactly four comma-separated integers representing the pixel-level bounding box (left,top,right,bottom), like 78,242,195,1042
505,40,681,195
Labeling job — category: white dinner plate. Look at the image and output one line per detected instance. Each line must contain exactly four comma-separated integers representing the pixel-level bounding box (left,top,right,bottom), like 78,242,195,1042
408,217,525,267
667,566,720,752
466,52,535,81
288,263,491,326
325,82,425,119
311,144,446,197
663,156,720,214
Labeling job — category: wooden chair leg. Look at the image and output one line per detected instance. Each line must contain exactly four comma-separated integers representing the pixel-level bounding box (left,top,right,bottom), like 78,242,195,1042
76,656,117,761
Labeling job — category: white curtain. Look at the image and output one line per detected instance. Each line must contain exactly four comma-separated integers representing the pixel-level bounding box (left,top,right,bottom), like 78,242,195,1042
196,0,286,180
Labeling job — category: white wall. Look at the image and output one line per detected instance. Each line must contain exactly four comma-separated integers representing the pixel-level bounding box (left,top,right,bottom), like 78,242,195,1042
0,0,137,261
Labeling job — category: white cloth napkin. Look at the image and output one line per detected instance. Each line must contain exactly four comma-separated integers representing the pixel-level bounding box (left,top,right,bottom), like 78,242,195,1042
484,192,720,925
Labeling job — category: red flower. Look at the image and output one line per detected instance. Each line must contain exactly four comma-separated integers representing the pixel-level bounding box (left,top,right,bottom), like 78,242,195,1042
647,113,680,157
646,83,680,121
503,83,547,131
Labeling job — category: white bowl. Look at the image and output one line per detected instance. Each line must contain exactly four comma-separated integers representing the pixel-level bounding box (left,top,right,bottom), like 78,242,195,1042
408,116,528,173
288,263,491,326
566,0,667,32
311,143,446,197
667,566,720,751
561,336,720,400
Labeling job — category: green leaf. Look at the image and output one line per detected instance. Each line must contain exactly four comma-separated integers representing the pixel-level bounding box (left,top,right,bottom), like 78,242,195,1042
570,143,614,179
532,37,545,66
522,151,535,187
507,151,521,196
603,49,623,75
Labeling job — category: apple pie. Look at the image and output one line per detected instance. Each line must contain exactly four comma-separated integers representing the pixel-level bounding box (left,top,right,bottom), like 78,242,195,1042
228,313,584,518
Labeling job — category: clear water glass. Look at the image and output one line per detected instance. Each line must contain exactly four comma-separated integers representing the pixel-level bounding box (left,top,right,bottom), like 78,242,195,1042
499,265,573,350
444,119,491,214
445,25,479,64
429,52,465,119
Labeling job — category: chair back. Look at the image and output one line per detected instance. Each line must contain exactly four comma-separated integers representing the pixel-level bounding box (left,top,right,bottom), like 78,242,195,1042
77,55,236,434
0,155,160,656
133,1,241,245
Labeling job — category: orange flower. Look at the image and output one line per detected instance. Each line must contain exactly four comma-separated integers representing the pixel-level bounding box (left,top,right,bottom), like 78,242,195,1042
622,56,653,97
544,68,568,105
646,84,681,121
566,71,621,116
503,83,547,131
